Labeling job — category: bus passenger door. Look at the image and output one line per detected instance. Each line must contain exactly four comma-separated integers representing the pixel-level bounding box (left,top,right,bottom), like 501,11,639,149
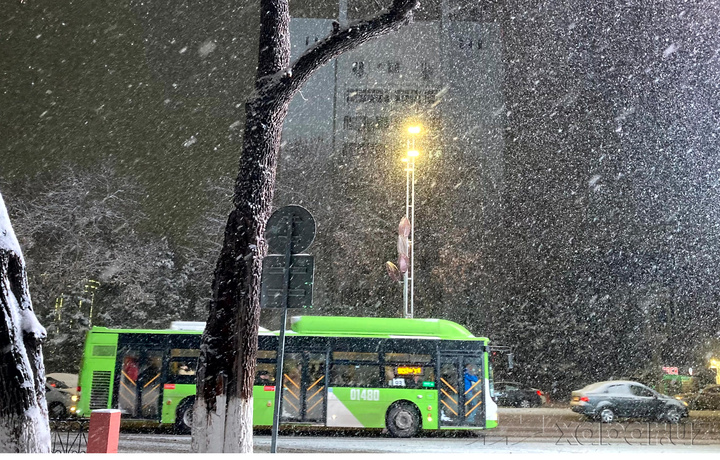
439,356,461,426
302,352,326,423
281,351,326,424
439,355,485,428
116,348,164,420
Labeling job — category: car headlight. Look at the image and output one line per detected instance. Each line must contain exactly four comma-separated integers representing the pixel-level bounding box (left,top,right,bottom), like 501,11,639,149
71,395,79,402
680,400,688,407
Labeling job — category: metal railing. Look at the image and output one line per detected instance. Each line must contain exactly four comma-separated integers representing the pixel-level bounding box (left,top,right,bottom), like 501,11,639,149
50,419,88,453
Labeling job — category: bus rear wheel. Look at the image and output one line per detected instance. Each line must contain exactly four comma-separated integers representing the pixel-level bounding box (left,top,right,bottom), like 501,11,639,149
386,402,420,438
174,398,195,434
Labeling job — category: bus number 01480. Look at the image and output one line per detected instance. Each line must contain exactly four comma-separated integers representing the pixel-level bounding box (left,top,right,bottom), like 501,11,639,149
349,389,380,401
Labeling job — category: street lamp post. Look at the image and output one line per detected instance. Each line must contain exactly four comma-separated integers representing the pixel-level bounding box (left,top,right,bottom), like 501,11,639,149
403,126,420,319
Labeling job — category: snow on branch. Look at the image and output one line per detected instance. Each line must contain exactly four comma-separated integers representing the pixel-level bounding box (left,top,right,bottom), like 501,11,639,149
0,191,50,452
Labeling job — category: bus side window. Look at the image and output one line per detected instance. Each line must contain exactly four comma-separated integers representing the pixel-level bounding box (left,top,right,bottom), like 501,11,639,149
168,358,197,384
383,353,433,388
168,348,200,385
254,363,276,385
330,364,380,387
384,365,434,388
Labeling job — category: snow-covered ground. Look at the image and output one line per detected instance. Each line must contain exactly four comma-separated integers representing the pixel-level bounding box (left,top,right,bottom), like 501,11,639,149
115,432,720,454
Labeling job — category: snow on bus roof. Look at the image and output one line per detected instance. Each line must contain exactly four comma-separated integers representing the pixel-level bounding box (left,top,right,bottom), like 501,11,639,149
169,321,270,333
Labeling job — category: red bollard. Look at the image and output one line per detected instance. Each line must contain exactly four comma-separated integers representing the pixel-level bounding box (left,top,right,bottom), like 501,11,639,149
87,409,122,453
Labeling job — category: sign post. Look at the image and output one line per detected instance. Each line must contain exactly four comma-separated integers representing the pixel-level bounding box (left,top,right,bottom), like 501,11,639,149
262,205,315,453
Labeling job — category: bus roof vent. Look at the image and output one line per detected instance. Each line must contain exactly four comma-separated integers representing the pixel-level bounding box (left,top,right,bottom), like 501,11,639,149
170,321,206,331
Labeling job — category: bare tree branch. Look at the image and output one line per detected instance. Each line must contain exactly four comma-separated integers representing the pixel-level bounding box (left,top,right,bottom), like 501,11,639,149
258,0,419,108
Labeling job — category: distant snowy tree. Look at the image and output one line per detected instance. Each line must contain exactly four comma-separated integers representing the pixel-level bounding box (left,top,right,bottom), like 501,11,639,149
177,179,232,319
0,191,50,453
8,164,200,372
193,0,420,453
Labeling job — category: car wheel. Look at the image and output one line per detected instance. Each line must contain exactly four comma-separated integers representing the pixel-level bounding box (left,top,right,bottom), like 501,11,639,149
386,402,420,438
599,407,615,424
174,398,195,434
519,399,531,408
665,407,681,424
48,402,67,419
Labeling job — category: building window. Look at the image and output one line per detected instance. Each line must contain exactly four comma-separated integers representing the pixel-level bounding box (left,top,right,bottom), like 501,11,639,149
458,38,483,50
352,61,365,78
346,89,390,103
421,62,433,81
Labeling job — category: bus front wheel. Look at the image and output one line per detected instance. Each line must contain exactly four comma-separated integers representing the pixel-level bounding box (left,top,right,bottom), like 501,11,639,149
386,402,420,438
175,398,195,434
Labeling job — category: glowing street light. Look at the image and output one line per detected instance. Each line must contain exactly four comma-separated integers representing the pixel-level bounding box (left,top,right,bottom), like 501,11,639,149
402,124,421,319
385,124,423,318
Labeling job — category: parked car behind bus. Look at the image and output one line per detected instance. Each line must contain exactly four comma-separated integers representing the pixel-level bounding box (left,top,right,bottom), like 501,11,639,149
570,380,688,424
494,381,545,407
46,373,79,419
46,383,75,419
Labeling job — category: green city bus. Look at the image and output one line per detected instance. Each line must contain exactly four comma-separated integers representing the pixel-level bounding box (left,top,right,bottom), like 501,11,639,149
76,316,498,437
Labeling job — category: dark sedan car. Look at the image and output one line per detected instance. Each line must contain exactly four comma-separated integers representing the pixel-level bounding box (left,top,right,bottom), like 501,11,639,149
674,384,720,410
570,380,688,424
494,381,544,408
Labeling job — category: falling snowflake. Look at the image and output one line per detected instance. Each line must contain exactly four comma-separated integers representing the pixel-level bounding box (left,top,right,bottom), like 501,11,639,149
663,43,679,58
198,40,217,58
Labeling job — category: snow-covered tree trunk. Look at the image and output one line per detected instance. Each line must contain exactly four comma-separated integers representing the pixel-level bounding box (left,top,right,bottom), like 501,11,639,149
192,0,419,453
0,191,50,453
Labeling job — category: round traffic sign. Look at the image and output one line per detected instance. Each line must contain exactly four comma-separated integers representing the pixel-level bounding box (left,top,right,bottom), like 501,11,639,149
265,205,316,254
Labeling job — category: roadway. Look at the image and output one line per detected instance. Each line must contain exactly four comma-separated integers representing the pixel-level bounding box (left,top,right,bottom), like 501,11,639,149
113,407,720,453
